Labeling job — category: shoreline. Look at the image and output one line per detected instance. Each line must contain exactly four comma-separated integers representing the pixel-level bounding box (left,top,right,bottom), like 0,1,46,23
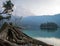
34,37,60,46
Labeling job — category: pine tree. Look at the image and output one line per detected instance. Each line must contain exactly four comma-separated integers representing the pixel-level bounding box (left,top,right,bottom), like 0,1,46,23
2,0,14,15
0,0,14,26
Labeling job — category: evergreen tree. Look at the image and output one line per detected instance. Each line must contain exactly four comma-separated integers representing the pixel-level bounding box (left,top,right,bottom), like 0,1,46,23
2,0,14,15
0,0,14,26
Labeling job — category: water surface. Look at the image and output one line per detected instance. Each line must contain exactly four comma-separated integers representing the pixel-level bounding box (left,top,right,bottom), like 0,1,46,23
22,28,60,46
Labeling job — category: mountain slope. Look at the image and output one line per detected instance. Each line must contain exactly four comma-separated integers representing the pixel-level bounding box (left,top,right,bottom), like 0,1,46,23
21,14,60,28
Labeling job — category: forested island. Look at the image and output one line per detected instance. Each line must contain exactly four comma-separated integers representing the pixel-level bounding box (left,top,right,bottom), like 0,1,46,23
40,22,58,30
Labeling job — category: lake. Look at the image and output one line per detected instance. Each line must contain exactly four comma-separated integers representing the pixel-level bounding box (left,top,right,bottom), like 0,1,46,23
22,28,60,46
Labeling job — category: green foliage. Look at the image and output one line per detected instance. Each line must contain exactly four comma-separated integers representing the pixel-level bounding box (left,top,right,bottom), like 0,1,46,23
0,15,3,20
5,15,11,20
3,0,14,14
0,15,11,20
3,0,14,9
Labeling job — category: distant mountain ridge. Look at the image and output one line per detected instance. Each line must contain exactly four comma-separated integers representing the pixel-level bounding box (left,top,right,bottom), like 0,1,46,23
0,14,60,29
21,14,60,28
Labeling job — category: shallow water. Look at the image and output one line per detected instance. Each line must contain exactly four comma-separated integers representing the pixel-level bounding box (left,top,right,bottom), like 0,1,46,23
22,28,60,46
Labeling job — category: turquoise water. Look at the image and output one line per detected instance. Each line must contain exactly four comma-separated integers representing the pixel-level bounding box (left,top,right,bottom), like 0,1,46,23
22,28,60,38
22,28,60,46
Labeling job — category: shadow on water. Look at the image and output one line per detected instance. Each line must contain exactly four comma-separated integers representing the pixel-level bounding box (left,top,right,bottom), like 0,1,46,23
40,28,58,32
22,28,60,38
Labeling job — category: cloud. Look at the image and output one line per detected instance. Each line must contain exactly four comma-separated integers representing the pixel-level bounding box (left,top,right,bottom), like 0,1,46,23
13,6,34,17
12,0,60,16
0,0,60,16
0,0,34,17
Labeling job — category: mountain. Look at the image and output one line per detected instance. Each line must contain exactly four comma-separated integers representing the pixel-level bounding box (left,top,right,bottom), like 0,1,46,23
0,14,60,29
21,14,60,29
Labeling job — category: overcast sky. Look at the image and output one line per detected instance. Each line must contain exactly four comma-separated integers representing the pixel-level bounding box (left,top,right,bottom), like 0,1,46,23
0,0,60,16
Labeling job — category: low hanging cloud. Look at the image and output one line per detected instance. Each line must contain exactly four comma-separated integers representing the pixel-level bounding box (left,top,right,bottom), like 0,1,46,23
0,0,34,17
0,0,60,16
12,0,60,16
13,6,34,17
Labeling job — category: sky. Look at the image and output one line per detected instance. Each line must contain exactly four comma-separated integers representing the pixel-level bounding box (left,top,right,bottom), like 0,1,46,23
0,0,60,16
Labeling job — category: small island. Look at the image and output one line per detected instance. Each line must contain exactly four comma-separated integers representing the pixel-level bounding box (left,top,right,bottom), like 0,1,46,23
40,22,58,30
